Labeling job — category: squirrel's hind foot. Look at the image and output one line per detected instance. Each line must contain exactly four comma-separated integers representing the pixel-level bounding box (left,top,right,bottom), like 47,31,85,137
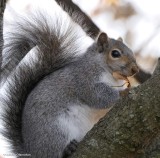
63,139,78,158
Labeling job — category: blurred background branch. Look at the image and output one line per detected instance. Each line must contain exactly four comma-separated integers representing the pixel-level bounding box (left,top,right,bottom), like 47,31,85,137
0,0,6,16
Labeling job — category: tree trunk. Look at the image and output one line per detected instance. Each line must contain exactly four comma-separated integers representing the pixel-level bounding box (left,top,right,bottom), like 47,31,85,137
71,60,160,158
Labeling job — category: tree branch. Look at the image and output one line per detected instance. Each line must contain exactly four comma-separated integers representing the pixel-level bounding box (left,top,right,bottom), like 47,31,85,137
0,0,6,16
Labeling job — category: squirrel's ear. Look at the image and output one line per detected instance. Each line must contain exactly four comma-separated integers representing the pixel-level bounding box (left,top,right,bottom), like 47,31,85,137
97,32,109,53
117,37,123,42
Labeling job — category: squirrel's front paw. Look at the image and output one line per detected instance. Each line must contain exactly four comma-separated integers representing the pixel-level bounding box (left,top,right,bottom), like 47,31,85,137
63,139,78,158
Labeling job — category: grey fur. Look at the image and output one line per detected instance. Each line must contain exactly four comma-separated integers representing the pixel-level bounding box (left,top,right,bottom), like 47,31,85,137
22,43,120,158
0,2,138,158
1,12,80,83
0,13,124,157
1,0,100,83
1,14,137,156
0,12,87,156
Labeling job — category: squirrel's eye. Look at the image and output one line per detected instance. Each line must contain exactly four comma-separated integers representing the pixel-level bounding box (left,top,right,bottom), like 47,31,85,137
111,50,121,58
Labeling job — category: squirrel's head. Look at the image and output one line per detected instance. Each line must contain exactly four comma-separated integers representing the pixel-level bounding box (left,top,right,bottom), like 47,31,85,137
97,32,139,78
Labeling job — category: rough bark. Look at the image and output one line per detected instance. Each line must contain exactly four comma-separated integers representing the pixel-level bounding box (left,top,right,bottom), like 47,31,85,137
70,60,160,158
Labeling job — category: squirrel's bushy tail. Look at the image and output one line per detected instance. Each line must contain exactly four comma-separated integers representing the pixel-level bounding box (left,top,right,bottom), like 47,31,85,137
0,16,3,77
0,6,93,156
1,0,93,84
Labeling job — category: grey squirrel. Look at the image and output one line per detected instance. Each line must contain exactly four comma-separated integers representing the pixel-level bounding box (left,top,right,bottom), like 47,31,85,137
0,0,139,158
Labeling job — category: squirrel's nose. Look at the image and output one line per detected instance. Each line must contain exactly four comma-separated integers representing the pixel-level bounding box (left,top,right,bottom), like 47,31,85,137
131,65,139,75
